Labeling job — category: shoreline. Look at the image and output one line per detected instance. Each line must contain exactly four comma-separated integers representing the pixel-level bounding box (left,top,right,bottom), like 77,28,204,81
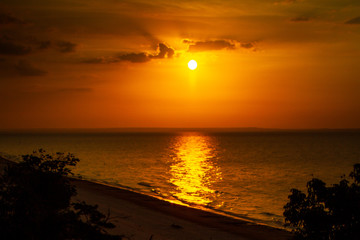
77,176,284,229
71,177,292,240
0,157,292,239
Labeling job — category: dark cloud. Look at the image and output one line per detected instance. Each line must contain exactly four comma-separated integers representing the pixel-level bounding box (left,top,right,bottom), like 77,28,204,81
185,40,235,52
240,42,254,49
0,40,31,55
0,12,76,56
37,41,51,50
118,42,174,62
0,13,24,25
83,40,254,64
184,39,255,51
151,43,174,59
15,60,47,76
345,17,360,24
34,40,76,53
56,41,77,53
84,43,174,64
118,52,150,63
82,57,118,64
0,35,77,56
291,16,310,22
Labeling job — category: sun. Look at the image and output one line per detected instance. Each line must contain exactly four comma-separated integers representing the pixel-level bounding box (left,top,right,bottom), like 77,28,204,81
188,60,197,70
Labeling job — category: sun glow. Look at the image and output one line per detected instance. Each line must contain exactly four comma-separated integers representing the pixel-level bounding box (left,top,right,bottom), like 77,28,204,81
188,60,197,70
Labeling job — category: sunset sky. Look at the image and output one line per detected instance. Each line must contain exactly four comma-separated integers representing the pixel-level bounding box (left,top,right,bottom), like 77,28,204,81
1,0,360,129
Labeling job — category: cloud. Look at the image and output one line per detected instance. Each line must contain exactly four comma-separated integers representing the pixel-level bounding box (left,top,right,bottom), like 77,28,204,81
37,41,52,50
82,57,118,64
83,40,255,64
84,43,174,64
0,12,76,56
0,35,77,56
34,40,77,53
240,42,255,49
118,52,150,63
15,60,47,76
84,53,150,64
345,17,360,24
56,41,77,53
151,43,175,59
184,39,255,52
185,40,235,52
117,42,175,62
0,13,24,25
0,39,31,55
291,16,310,22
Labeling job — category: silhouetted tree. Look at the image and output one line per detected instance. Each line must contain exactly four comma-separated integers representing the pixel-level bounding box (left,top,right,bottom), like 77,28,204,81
0,149,122,240
284,164,360,240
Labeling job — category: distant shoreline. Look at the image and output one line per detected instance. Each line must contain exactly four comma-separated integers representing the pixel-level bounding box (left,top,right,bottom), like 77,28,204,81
1,127,360,134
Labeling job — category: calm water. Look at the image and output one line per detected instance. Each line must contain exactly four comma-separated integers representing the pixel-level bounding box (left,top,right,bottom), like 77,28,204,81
1,130,360,228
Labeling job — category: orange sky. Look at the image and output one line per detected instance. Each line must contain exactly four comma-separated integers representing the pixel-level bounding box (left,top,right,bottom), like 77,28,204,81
0,0,360,129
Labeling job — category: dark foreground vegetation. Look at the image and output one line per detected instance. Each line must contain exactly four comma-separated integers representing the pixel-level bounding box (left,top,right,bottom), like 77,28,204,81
284,164,360,240
0,149,122,240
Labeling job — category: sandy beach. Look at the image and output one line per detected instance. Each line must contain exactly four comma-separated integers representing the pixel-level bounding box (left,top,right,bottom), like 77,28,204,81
71,178,292,240
0,157,291,239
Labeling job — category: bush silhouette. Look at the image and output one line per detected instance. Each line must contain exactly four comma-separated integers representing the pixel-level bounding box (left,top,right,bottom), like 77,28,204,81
0,149,122,240
283,164,360,240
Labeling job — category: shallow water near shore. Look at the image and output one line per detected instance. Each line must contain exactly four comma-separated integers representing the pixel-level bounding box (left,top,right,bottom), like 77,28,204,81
1,129,360,228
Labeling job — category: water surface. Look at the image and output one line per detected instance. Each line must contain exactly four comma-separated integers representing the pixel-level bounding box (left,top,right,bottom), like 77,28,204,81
1,130,359,228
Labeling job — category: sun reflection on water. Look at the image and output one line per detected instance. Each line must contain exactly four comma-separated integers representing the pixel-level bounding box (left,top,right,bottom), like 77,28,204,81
169,134,222,206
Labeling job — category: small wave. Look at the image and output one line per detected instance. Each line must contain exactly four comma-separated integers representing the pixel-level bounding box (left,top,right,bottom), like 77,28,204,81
137,182,153,188
78,176,140,192
261,212,279,217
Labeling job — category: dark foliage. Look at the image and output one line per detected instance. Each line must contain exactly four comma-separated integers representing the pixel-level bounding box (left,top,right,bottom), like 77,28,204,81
0,149,122,240
284,164,360,240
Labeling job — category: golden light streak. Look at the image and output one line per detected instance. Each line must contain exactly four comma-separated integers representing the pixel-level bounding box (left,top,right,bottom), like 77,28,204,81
169,134,222,205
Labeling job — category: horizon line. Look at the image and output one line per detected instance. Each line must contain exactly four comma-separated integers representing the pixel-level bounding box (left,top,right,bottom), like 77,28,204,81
1,127,360,133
